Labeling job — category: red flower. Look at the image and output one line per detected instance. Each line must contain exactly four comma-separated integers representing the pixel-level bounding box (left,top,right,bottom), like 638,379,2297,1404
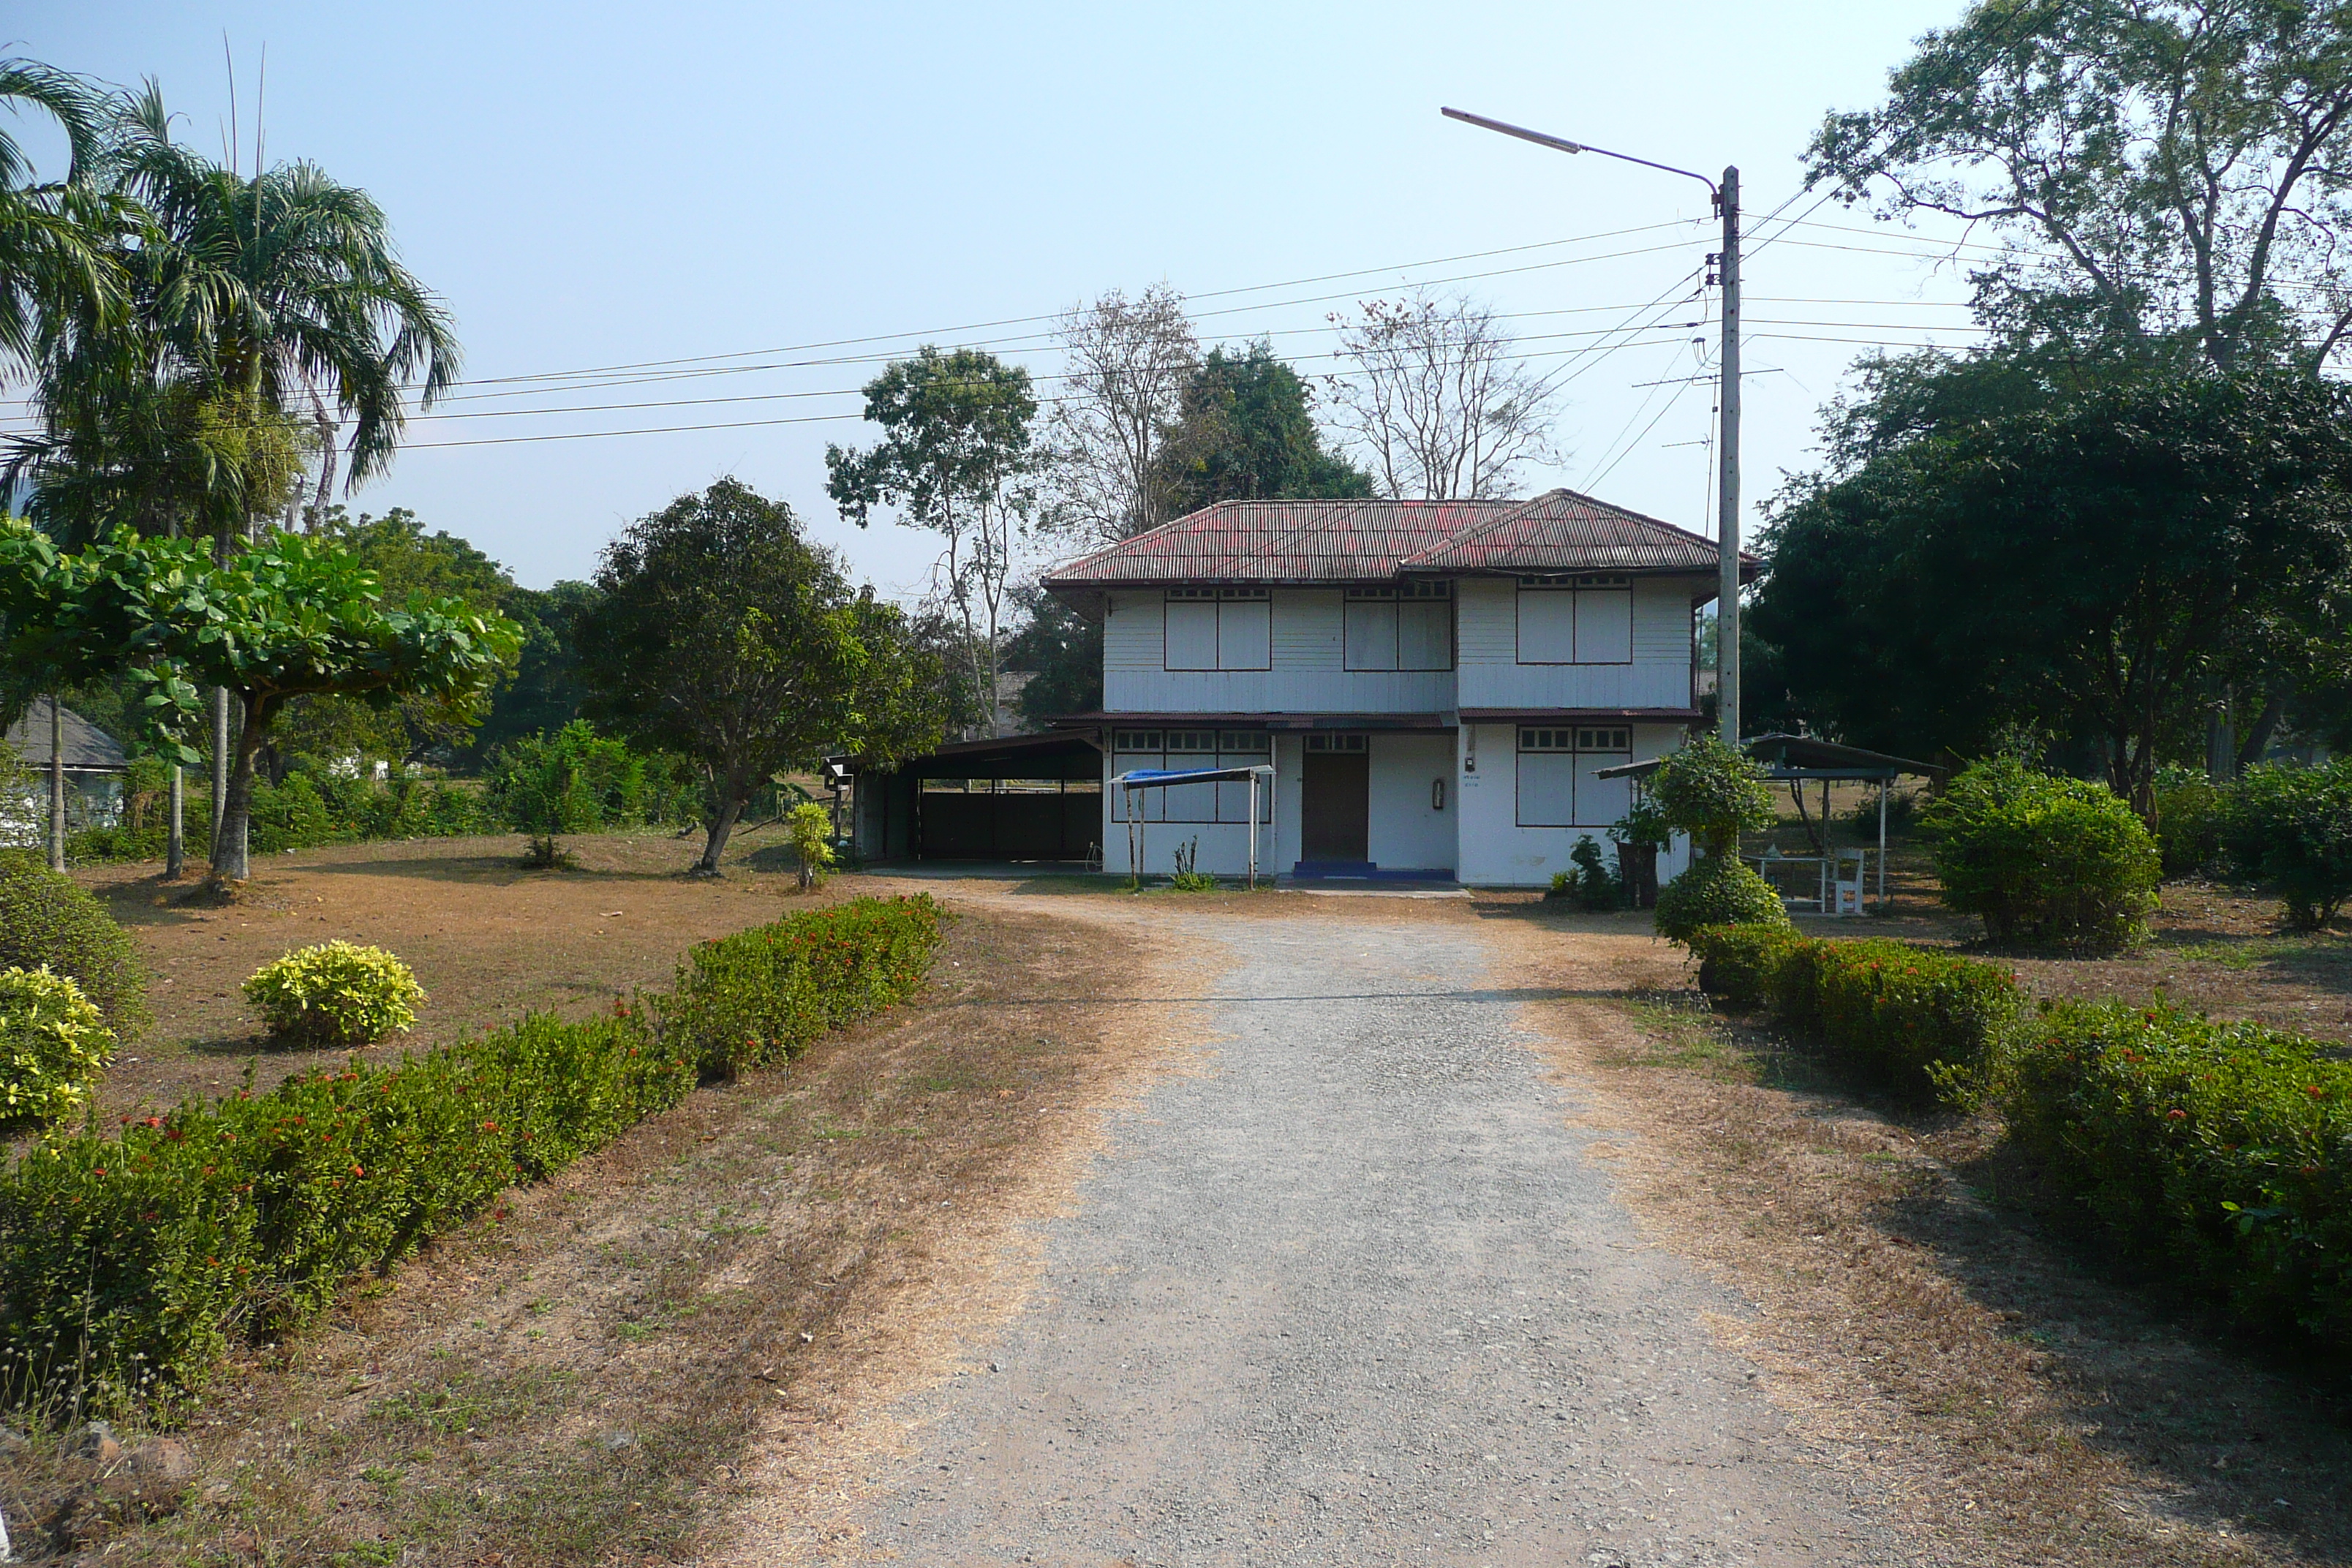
2308,1086,2327,1098
2166,1109,2187,1120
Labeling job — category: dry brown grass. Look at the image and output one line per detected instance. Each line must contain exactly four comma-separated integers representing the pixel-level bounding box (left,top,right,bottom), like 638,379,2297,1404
1471,902,2352,1568
0,873,1177,1565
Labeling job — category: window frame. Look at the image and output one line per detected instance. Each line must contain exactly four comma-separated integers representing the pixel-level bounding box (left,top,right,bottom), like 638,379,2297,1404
1343,581,1453,672
1512,723,1633,827
1162,587,1272,672
1514,573,1635,667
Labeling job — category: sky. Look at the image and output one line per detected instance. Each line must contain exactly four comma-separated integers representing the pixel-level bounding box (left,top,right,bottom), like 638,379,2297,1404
10,1,1994,598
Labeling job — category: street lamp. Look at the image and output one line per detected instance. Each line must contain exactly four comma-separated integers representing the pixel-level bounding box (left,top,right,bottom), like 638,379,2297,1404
1440,107,1743,747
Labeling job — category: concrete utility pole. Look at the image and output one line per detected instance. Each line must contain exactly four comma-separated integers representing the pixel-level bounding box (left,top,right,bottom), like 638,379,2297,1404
1440,108,1743,743
1715,165,1741,747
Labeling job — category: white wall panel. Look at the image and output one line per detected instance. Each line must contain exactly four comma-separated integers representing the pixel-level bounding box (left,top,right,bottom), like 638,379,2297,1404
1573,590,1633,664
1165,600,1217,669
1515,589,1575,663
1104,593,1164,671
1218,600,1271,670
1368,733,1455,870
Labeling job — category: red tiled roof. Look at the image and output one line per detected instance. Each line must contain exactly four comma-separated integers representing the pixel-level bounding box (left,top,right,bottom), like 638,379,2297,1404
1040,488,1754,589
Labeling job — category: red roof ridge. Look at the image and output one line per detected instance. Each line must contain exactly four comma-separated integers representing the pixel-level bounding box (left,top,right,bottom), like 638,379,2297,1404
1395,486,1712,569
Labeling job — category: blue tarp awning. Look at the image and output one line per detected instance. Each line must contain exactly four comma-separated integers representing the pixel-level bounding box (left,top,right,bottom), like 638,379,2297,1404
1113,766,1275,790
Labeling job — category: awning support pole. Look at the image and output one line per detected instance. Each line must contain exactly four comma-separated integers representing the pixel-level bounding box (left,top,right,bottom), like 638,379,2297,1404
1877,776,1888,910
1248,771,1259,890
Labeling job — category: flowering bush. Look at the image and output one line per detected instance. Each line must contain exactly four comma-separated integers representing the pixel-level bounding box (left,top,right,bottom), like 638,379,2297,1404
2003,1002,2352,1343
244,941,426,1049
0,966,115,1126
657,894,944,1077
0,894,945,1414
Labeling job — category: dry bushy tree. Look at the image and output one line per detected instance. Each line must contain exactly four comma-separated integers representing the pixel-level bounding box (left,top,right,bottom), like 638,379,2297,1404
1039,284,1199,546
1326,291,1563,500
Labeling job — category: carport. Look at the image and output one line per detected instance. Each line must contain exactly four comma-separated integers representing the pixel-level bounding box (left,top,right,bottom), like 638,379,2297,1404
850,731,1104,864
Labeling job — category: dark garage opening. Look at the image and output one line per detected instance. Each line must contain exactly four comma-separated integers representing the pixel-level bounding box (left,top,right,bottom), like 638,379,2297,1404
853,732,1103,864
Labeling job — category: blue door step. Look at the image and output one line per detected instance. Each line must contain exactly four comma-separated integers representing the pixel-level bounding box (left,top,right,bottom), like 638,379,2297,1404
1290,862,1456,881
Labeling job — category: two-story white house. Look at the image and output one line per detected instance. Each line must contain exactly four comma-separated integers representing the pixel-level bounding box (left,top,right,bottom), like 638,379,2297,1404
1017,488,1753,887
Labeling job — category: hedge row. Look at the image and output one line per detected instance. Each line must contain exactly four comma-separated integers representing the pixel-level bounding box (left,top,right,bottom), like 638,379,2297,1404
0,894,944,1417
1686,925,2352,1347
2005,1003,2352,1343
1685,924,2021,1104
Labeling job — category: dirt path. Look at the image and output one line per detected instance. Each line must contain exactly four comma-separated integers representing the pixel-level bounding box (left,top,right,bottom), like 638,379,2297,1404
725,904,1909,1567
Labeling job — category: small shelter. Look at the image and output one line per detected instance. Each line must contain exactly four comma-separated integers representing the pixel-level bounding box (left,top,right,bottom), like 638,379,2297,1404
1112,764,1276,887
2,701,129,847
1597,733,1943,911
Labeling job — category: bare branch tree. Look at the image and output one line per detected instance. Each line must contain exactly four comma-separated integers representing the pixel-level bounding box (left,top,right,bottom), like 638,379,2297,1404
1039,284,1199,545
1325,290,1564,499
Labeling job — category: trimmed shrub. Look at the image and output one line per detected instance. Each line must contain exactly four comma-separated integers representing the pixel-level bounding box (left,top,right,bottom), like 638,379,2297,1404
1648,734,1776,856
2219,760,2352,929
1683,923,1800,1010
0,894,944,1412
2002,1001,2352,1342
657,894,945,1077
0,851,148,1039
2154,771,2225,879
243,942,426,1049
1795,939,2020,1104
0,967,115,1126
1684,930,2021,1105
1654,854,1790,942
1920,757,2159,951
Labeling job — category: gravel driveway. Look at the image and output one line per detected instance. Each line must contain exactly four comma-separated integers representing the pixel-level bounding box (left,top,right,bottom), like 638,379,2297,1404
840,911,1907,1567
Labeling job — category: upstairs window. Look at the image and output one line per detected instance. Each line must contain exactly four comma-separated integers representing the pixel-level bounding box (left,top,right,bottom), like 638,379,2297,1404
1164,587,1271,671
1515,574,1632,665
1343,581,1453,671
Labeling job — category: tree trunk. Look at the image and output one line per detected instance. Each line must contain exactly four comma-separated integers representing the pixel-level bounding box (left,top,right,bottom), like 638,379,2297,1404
210,693,268,883
46,695,65,873
696,794,747,875
211,685,230,829
166,764,185,878
2235,690,2284,774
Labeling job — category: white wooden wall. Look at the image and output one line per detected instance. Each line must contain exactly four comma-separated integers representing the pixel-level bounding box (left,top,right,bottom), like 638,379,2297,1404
1104,590,1456,713
1454,576,1700,711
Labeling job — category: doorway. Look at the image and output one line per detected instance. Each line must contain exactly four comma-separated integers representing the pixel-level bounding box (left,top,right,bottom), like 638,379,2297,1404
1301,738,1370,862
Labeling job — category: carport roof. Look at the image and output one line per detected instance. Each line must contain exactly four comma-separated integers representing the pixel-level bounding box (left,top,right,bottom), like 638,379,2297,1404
853,730,1102,782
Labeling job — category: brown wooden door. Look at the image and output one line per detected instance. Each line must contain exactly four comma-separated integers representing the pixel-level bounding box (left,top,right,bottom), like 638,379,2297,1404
1301,752,1370,862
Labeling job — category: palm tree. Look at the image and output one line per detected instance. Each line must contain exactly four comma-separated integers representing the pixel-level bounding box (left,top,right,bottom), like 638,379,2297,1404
0,59,134,870
0,59,130,381
75,84,461,882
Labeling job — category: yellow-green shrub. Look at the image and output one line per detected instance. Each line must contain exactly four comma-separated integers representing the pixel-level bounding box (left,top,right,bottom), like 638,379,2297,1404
243,941,426,1049
0,966,115,1126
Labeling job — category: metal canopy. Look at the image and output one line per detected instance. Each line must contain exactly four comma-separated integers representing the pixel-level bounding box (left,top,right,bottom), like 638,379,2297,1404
1113,766,1270,789
1592,732,1943,783
1112,764,1277,888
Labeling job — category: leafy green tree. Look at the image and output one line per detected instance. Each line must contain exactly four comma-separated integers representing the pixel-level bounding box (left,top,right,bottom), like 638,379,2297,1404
470,579,603,759
1806,0,2352,370
827,347,1038,737
1156,342,1371,515
1004,582,1102,725
2219,761,2352,929
576,480,946,873
0,521,519,881
269,508,519,770
1752,366,2352,811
